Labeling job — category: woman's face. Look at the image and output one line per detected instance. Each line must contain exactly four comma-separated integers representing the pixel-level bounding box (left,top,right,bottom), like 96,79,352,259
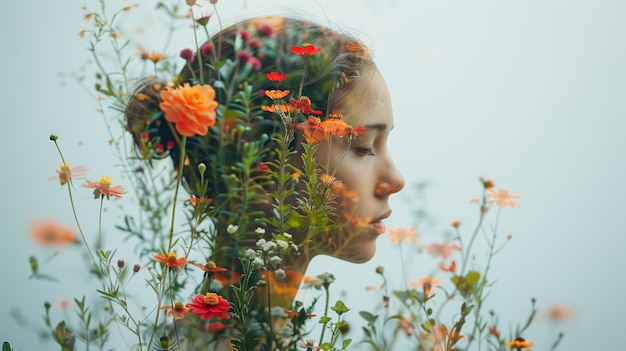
314,68,405,263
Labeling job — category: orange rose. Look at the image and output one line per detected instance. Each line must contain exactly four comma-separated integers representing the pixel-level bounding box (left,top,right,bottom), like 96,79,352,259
159,83,218,137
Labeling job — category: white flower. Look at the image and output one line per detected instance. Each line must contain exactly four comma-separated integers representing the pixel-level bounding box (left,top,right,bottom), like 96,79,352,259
282,232,292,239
256,238,267,248
244,248,257,259
252,257,264,270
227,224,239,234
274,268,286,281
276,239,289,250
255,227,265,235
269,255,282,266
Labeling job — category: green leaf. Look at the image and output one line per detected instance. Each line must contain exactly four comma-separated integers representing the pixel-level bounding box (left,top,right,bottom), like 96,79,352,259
331,300,349,315
359,311,377,323
3,342,13,351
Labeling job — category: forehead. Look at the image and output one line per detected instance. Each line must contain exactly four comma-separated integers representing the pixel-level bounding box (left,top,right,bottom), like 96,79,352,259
337,69,393,128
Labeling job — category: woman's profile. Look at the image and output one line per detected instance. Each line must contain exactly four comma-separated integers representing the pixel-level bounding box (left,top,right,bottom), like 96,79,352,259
125,13,404,349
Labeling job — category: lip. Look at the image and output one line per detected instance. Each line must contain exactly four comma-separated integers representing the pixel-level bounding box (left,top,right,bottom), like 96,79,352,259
369,210,392,234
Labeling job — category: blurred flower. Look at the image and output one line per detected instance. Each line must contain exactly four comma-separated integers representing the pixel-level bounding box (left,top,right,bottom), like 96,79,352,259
48,162,88,186
266,71,287,82
159,82,218,137
81,176,127,199
153,251,188,267
488,326,500,338
139,48,165,63
29,219,78,245
397,316,414,337
542,303,574,321
410,277,440,297
187,292,231,320
387,227,419,245
505,337,533,349
439,260,456,272
191,261,228,273
160,301,190,320
487,187,521,209
421,242,460,260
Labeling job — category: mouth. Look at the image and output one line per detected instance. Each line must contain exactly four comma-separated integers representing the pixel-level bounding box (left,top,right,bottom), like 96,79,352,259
368,210,392,234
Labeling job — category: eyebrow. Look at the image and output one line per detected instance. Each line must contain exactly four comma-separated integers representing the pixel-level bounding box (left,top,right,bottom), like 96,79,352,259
363,123,393,131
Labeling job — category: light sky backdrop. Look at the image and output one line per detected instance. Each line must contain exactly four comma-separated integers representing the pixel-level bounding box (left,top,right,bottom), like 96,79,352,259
1,0,624,350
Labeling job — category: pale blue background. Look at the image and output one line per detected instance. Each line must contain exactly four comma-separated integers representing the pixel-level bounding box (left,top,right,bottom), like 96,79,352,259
2,0,624,350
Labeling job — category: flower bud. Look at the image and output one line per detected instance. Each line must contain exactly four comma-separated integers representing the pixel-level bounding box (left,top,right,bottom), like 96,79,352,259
133,264,140,273
49,133,58,141
117,259,125,269
375,266,384,274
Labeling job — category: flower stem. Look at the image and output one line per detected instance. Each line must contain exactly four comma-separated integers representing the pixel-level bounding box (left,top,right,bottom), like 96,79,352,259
168,136,187,250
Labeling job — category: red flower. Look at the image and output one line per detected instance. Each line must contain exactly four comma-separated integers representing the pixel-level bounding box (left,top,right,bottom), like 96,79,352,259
266,72,287,82
289,97,322,115
187,292,231,320
290,43,321,55
153,251,188,267
488,326,500,338
439,260,457,272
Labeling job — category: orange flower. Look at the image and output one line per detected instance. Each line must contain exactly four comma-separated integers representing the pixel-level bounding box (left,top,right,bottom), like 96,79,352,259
159,82,218,137
153,251,188,267
320,114,366,138
487,187,521,208
191,261,228,273
410,277,440,297
139,48,165,64
160,301,190,320
290,43,321,55
387,227,419,245
290,96,322,115
261,103,294,113
265,89,290,100
439,260,456,272
29,219,78,245
295,116,324,144
505,337,533,349
81,176,126,199
48,162,88,186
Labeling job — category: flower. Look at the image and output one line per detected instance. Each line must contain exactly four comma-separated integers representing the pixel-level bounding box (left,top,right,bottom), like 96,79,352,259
187,292,231,320
421,242,461,260
439,260,456,272
410,277,440,297
387,227,419,245
191,261,228,273
290,43,321,55
289,96,322,115
487,187,521,208
488,326,500,338
397,316,414,337
159,82,218,137
265,89,290,99
160,301,190,320
81,176,127,199
505,337,533,349
153,251,188,267
29,219,78,245
139,48,165,63
48,162,87,185
265,71,287,82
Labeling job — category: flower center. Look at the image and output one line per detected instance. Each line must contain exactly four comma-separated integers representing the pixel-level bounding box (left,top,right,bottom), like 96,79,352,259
60,162,70,172
166,252,178,263
99,176,112,188
203,292,219,305
205,261,217,270
173,301,185,312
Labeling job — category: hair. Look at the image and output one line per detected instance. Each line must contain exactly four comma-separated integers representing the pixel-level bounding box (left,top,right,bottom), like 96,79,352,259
124,16,376,233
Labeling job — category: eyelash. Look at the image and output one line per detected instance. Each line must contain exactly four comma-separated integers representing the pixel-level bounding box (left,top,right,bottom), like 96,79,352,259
355,147,376,156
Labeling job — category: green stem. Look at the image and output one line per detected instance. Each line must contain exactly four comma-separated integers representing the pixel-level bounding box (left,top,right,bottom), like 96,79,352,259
168,136,187,250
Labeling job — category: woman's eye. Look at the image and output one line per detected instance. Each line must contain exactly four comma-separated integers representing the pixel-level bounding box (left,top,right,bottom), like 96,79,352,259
355,147,375,156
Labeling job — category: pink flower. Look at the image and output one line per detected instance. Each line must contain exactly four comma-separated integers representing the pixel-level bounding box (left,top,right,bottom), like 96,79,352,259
387,227,419,245
487,187,521,208
421,242,460,260
81,176,126,199
48,162,87,186
187,292,231,320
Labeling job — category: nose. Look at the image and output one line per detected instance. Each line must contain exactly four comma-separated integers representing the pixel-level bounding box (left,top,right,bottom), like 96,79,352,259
375,157,405,197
